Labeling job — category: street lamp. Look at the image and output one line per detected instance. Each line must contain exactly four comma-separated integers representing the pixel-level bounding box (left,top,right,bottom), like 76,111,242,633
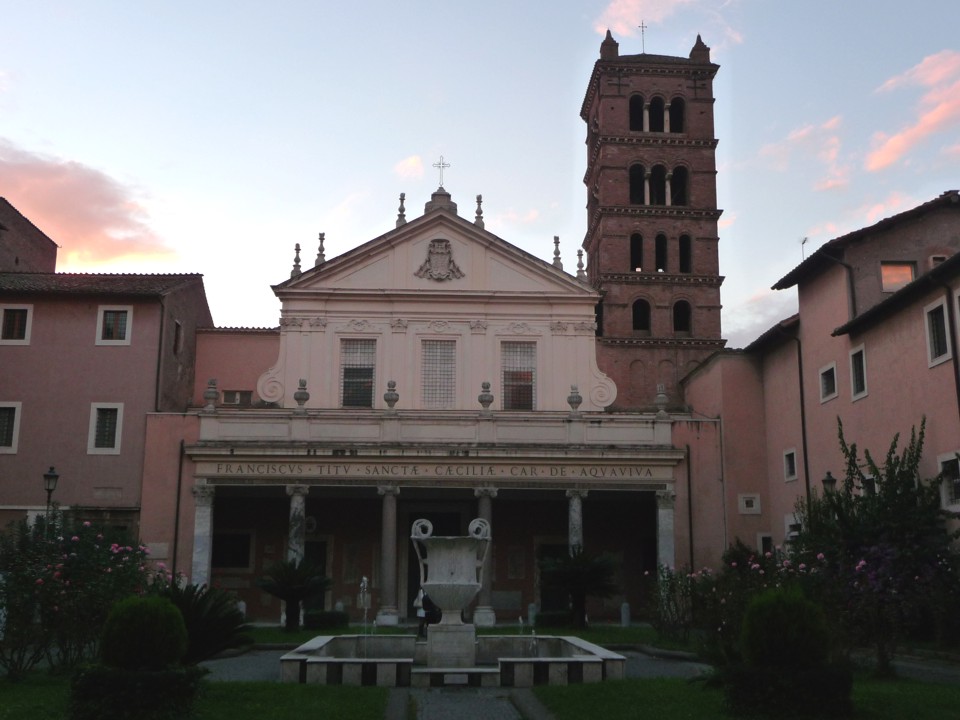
43,466,59,528
821,471,837,493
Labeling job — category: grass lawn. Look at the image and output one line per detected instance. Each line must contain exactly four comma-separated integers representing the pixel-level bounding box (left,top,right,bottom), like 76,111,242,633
534,675,960,720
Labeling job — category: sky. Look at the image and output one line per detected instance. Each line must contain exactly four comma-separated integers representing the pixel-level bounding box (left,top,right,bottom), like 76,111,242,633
1,0,958,347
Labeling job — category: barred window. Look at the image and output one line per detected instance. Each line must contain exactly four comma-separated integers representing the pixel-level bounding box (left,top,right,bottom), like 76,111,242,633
422,340,456,408
2,308,28,340
95,407,119,448
501,341,536,411
0,406,16,448
341,339,376,408
101,310,128,341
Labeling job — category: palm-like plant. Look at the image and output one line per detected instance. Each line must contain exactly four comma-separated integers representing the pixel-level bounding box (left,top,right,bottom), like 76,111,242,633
158,581,253,664
257,559,331,631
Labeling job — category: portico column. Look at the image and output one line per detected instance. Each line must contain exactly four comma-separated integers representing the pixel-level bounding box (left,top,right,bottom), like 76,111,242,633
656,489,677,569
566,489,588,554
473,487,498,627
190,484,215,586
376,485,400,625
665,172,673,206
285,485,310,564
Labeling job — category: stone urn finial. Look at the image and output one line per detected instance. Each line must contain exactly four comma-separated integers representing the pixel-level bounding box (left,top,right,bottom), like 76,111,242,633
568,384,583,413
203,379,218,413
478,381,494,414
293,379,309,414
384,380,399,411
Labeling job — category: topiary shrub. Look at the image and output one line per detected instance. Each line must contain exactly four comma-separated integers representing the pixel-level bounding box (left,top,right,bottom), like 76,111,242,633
722,587,852,718
100,596,187,670
71,595,204,720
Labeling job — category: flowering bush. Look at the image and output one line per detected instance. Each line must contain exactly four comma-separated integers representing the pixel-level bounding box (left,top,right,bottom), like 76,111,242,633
0,512,151,678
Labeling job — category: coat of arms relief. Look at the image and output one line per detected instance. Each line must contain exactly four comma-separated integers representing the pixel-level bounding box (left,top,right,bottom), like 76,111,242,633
415,239,464,281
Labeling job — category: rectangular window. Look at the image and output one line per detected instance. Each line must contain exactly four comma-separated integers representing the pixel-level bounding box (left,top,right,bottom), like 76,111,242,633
880,262,915,292
783,449,798,482
850,345,867,400
421,339,456,408
88,403,123,454
1,305,32,344
819,362,838,402
925,301,950,366
0,403,21,453
222,390,253,407
501,341,536,410
96,306,132,345
340,339,376,408
939,454,960,508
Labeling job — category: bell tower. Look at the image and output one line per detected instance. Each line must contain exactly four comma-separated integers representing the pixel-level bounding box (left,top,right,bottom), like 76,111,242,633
581,31,725,409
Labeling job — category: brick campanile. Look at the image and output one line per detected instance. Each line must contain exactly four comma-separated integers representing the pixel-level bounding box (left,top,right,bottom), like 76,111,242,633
581,31,725,410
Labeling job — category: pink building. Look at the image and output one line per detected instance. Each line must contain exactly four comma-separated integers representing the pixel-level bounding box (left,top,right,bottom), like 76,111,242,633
684,190,960,552
0,270,212,533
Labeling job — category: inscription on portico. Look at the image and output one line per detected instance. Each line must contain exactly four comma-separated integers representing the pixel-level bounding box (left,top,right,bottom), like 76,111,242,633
196,460,672,488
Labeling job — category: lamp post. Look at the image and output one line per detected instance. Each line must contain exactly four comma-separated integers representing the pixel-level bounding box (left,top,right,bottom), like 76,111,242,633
821,471,837,493
43,466,59,533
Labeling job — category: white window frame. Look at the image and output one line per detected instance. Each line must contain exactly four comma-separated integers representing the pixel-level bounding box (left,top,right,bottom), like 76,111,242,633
783,448,798,482
784,513,801,544
937,450,960,510
849,344,867,401
87,403,124,454
0,401,22,454
339,337,377,409
0,304,33,345
738,494,761,515
222,390,253,407
924,298,951,368
819,362,838,403
500,340,537,411
96,305,133,346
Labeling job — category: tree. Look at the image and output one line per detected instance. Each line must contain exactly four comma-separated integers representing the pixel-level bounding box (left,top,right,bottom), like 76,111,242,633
792,419,960,676
257,559,330,632
538,548,618,629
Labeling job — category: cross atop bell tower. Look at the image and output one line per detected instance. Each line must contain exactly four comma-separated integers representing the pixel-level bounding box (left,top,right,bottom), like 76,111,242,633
580,32,725,409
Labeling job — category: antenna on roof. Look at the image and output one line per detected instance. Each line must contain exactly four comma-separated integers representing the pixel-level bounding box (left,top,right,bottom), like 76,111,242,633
800,236,808,260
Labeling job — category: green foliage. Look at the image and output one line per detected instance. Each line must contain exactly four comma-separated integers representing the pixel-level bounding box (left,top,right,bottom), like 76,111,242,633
155,581,252,664
646,564,695,643
538,548,618,629
739,587,829,670
0,514,151,678
256,559,331,632
792,418,960,674
69,665,206,720
100,596,187,670
721,664,853,718
304,609,349,631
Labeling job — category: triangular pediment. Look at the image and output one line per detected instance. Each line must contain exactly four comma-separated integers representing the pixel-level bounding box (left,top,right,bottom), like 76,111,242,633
274,208,592,300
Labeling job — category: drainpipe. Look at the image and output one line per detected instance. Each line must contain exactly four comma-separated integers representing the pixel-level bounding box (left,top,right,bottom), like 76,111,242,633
821,253,858,320
685,444,694,570
776,328,812,500
155,297,167,412
172,439,185,577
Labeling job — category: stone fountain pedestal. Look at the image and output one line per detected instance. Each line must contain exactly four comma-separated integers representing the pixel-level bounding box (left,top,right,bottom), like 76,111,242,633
412,517,491,670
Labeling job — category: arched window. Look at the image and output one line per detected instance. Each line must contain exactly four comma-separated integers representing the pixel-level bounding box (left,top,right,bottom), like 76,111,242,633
679,235,692,273
629,94,645,131
632,299,651,333
669,97,685,133
650,165,667,205
649,97,665,132
655,234,667,272
673,300,692,334
630,233,643,272
670,167,688,206
629,164,646,205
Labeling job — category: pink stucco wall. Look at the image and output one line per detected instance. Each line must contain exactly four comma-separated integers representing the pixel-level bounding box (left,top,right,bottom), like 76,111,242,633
193,329,279,407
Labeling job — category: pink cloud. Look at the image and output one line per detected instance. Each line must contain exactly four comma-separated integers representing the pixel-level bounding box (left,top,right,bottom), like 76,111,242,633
0,139,173,268
594,0,696,36
760,117,847,190
866,51,960,171
393,155,424,179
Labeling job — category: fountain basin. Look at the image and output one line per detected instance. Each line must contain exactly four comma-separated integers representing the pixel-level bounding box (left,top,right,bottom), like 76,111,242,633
280,634,625,687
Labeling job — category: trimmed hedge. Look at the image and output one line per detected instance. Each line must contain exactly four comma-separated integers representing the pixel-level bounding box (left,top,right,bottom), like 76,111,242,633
100,596,187,670
304,610,350,630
